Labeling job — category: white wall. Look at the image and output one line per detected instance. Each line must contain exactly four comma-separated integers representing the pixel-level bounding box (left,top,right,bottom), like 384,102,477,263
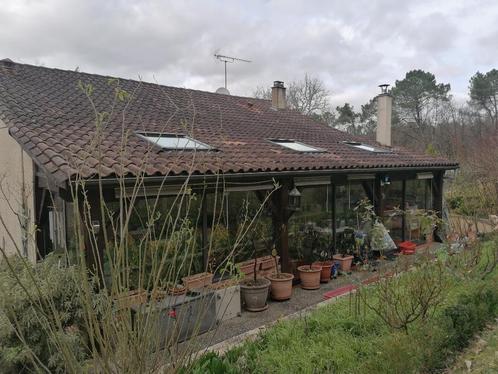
0,120,36,262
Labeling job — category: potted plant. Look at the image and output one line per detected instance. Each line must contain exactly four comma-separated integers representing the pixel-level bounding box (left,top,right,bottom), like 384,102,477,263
297,225,322,290
266,246,294,300
419,210,442,243
239,223,271,312
313,249,334,283
333,227,355,272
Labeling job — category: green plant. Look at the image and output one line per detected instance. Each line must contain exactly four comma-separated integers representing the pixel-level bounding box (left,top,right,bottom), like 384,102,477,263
418,209,442,239
301,224,320,268
180,352,238,373
0,255,96,373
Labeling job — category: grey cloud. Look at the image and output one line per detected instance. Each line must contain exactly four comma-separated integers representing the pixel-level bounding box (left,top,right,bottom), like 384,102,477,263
0,0,497,106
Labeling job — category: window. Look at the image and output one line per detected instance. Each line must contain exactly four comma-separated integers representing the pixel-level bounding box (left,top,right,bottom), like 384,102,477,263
137,132,212,150
343,141,391,154
270,139,324,153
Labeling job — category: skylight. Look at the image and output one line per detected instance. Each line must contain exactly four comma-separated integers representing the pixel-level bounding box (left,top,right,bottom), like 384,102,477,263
343,141,392,154
137,133,212,150
270,139,324,153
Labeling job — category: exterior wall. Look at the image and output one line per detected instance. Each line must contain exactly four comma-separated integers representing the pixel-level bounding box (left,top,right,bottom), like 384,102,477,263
0,120,36,262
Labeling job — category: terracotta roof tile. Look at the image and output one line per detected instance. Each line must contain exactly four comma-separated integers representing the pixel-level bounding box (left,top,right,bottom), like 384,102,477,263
0,60,457,184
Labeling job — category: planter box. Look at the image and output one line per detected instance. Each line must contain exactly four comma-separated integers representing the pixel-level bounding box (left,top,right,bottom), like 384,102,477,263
182,272,213,290
257,255,279,270
237,260,257,277
132,291,217,346
209,283,241,321
115,289,147,310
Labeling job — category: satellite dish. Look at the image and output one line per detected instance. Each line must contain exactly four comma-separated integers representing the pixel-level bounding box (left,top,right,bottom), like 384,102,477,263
215,87,230,95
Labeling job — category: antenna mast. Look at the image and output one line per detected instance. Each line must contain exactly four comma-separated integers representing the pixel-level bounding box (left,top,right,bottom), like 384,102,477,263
214,54,251,89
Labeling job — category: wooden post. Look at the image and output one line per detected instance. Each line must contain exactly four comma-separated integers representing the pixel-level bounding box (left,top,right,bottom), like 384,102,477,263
374,177,384,218
331,183,337,251
401,179,406,242
201,191,209,271
432,171,444,217
272,181,291,273
84,189,106,279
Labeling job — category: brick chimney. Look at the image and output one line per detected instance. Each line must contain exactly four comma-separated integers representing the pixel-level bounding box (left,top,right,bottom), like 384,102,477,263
376,84,392,147
271,81,286,109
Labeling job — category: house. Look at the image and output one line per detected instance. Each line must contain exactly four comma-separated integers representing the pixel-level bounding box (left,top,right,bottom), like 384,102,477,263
0,59,458,272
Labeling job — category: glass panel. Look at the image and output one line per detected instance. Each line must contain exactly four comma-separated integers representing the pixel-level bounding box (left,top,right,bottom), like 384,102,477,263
335,182,374,256
344,141,391,153
273,140,321,152
405,179,432,242
142,135,211,150
382,180,403,242
288,186,332,261
335,183,371,231
206,190,272,269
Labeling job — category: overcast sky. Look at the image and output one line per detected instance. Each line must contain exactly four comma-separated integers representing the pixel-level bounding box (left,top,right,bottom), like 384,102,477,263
1,0,497,108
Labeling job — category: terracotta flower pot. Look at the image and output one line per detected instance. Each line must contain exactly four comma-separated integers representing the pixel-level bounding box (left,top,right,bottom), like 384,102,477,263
240,278,271,312
313,261,333,283
291,259,305,280
267,272,294,301
332,255,354,272
297,265,322,290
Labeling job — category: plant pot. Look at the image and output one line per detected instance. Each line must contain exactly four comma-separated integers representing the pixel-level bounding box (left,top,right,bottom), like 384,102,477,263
240,278,271,312
291,259,305,281
114,289,147,309
332,254,354,272
182,272,213,290
313,261,333,283
266,273,294,301
167,284,186,296
425,232,434,243
297,265,322,290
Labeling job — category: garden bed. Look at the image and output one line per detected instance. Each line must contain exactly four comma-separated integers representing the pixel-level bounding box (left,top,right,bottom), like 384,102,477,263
183,239,498,373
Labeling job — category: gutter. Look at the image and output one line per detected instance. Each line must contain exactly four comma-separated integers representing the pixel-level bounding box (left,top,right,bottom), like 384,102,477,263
82,164,458,187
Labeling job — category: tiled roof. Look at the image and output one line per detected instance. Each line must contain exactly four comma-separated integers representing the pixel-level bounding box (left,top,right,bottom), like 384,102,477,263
0,60,457,184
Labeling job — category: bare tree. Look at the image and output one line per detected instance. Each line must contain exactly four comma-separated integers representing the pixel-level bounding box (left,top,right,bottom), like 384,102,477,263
254,74,331,117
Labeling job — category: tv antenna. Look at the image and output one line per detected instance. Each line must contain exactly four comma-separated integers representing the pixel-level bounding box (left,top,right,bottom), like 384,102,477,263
214,54,251,89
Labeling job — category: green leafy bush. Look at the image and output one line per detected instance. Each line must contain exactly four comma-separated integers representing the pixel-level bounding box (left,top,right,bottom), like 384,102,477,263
0,255,91,373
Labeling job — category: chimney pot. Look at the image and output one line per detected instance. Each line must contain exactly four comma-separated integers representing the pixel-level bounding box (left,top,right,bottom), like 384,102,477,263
271,81,286,109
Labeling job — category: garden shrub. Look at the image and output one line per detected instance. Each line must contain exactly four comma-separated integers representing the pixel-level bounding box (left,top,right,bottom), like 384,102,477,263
0,254,92,373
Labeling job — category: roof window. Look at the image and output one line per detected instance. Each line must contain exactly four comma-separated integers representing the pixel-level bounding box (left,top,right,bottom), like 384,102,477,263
343,141,392,154
137,132,212,150
270,139,324,153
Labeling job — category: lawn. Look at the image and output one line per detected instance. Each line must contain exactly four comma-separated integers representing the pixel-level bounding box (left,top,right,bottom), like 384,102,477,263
449,320,498,373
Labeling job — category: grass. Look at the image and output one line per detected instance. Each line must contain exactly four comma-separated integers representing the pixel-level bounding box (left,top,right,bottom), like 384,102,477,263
449,319,498,373
185,239,498,373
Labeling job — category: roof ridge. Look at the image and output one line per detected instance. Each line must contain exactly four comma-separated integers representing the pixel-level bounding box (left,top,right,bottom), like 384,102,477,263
0,58,271,103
